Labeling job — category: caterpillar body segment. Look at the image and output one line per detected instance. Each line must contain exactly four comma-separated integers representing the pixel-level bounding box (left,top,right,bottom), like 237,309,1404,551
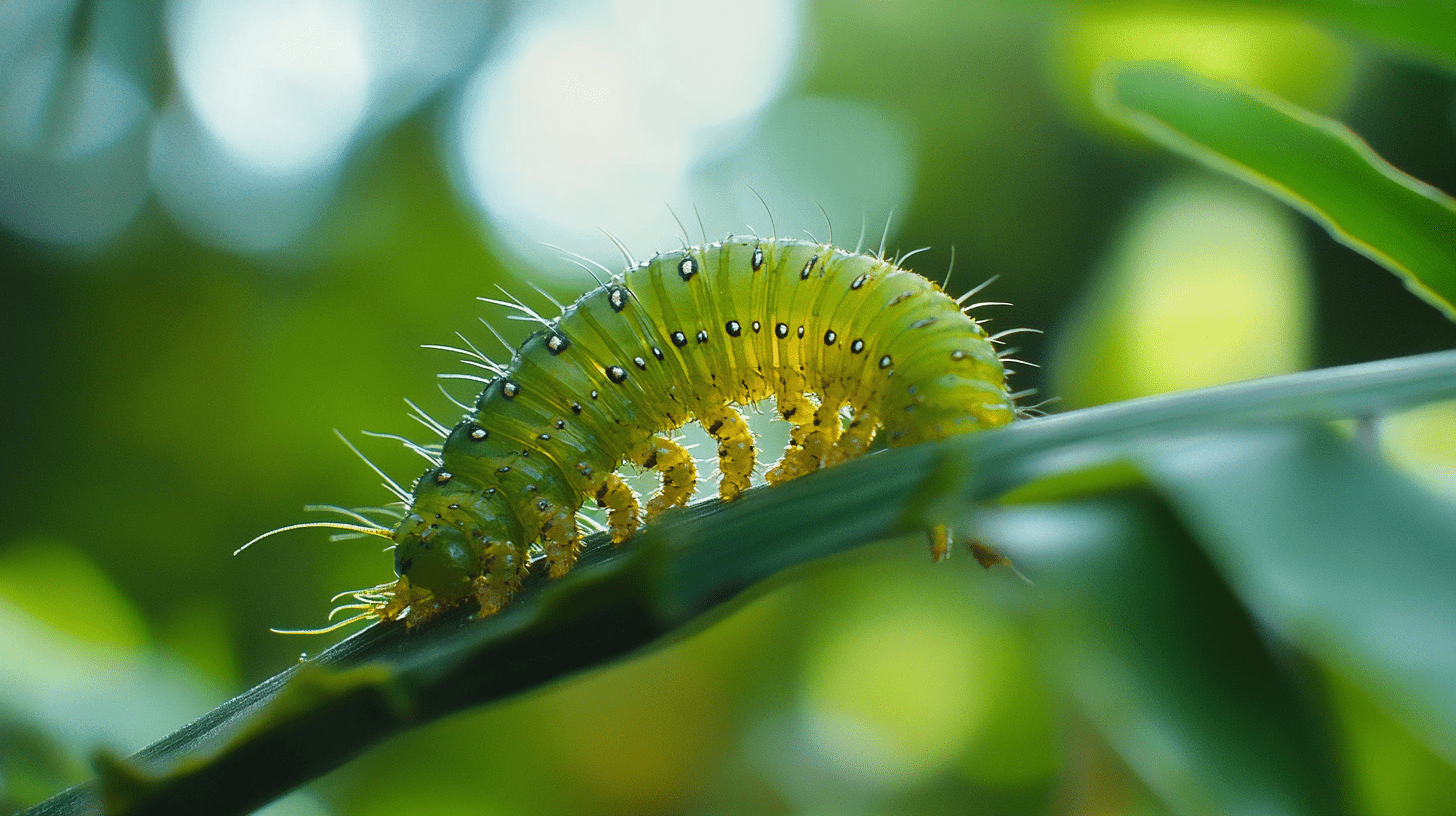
357,236,1020,627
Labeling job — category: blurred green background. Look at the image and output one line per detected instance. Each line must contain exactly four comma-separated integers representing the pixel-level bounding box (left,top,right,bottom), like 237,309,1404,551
2,1,1455,814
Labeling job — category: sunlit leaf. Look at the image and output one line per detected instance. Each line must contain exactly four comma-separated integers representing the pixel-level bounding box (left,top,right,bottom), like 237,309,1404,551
1098,62,1456,321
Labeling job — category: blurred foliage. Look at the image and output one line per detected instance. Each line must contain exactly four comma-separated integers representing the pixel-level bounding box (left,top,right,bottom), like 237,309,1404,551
1099,62,1456,319
3,1,1456,815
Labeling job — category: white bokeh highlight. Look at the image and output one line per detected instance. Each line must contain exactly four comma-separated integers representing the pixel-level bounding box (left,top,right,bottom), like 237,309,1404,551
156,0,491,254
0,1,151,248
362,0,492,123
149,98,345,255
167,0,373,178
452,0,825,273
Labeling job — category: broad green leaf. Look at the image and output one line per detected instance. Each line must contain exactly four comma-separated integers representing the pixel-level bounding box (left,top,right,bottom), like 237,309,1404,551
24,349,1456,816
1098,62,1456,321
1140,426,1456,765
980,494,1343,815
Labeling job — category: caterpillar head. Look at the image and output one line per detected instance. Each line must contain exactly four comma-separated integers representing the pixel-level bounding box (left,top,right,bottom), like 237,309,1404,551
392,517,478,606
392,474,522,610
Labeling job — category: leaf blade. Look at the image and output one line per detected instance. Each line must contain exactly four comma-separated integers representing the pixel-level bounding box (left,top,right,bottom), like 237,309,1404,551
980,494,1344,815
1140,426,1456,765
24,349,1456,816
1098,62,1456,320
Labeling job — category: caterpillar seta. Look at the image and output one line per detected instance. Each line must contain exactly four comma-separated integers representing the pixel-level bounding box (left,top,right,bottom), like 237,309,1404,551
244,234,1032,632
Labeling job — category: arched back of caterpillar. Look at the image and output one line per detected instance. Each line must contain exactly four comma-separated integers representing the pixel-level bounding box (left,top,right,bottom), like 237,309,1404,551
243,235,1032,632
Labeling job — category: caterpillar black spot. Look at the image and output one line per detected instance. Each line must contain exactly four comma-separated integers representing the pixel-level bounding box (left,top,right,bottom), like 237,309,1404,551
254,236,1024,631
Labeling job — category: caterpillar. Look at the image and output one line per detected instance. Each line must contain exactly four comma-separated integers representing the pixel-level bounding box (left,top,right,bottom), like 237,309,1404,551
249,235,1027,631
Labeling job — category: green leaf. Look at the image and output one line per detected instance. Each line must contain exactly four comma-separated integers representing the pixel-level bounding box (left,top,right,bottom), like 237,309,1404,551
980,493,1344,815
1140,426,1456,766
1097,62,1456,321
24,349,1456,816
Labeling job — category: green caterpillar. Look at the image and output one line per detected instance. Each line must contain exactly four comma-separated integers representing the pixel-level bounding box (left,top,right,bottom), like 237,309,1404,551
254,235,1025,630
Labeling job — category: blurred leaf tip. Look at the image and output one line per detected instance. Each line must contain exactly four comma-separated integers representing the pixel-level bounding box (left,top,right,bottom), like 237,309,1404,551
1094,61,1456,322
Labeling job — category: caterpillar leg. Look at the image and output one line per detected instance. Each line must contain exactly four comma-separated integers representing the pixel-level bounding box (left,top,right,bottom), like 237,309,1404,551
380,575,423,622
822,406,879,468
381,575,451,628
805,398,845,459
766,392,819,485
475,539,529,613
594,472,640,544
701,403,755,500
535,497,581,579
628,435,698,519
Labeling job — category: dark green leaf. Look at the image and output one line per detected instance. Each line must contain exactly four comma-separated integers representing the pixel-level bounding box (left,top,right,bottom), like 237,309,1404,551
980,493,1344,815
1141,426,1456,765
